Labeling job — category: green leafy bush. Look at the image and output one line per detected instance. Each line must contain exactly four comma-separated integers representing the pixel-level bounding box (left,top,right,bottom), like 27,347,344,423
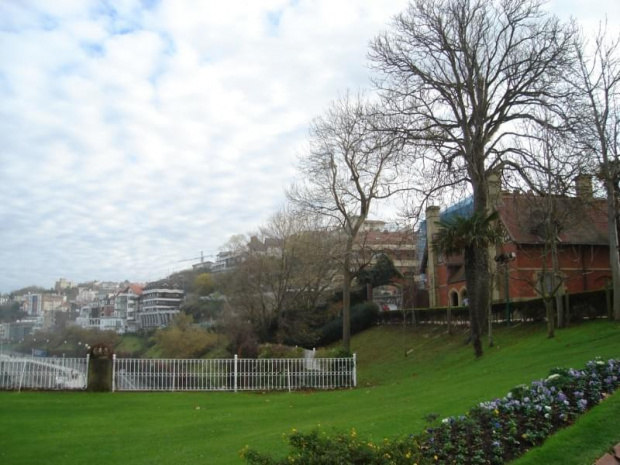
240,428,431,465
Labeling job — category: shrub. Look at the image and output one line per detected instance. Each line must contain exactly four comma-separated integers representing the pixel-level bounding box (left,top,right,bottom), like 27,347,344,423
317,302,379,346
241,357,620,465
240,428,431,465
154,324,219,359
258,344,303,359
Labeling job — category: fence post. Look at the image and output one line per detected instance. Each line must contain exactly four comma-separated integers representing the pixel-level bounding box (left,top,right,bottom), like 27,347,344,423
352,353,357,388
172,360,176,392
287,360,291,393
18,359,27,392
112,354,116,393
85,353,90,390
234,354,238,393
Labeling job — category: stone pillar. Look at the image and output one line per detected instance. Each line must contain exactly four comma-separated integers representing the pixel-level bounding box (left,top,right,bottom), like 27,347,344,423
87,344,114,392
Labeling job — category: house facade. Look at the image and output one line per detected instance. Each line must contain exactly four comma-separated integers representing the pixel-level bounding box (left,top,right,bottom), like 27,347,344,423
114,284,144,332
420,175,614,308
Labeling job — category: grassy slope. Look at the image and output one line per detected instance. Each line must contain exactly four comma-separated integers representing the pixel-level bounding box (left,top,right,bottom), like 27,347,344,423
115,334,147,355
0,321,618,465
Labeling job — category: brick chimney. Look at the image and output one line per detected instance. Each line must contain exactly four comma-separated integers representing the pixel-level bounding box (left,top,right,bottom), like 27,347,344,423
425,206,441,307
575,174,593,200
487,169,502,208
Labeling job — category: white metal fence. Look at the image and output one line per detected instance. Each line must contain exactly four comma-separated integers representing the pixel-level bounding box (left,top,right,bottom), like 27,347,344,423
0,354,89,391
113,354,357,392
0,354,357,392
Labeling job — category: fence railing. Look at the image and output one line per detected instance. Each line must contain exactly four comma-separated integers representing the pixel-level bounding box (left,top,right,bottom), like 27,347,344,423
0,354,357,392
113,354,357,392
0,354,89,391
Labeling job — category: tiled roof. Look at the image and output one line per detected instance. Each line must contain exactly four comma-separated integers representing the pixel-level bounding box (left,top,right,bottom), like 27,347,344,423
128,284,144,295
498,193,609,245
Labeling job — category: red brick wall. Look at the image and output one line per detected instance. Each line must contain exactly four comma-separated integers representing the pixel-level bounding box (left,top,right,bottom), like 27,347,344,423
509,243,611,300
431,243,612,306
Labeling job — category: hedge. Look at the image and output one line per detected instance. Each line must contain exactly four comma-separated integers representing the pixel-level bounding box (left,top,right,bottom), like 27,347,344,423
378,288,612,326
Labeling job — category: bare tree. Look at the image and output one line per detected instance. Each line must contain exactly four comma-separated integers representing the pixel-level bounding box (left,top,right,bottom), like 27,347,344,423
369,0,576,356
502,110,589,336
571,24,620,320
288,93,405,351
218,208,339,344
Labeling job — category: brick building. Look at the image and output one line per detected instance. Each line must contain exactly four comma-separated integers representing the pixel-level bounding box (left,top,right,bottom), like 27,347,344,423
419,175,614,308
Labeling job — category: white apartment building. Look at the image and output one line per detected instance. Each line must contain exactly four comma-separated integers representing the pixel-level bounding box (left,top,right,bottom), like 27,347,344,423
114,284,143,332
74,305,126,334
136,283,184,329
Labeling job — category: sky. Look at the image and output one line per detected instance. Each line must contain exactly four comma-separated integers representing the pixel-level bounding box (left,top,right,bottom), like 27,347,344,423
1,0,619,293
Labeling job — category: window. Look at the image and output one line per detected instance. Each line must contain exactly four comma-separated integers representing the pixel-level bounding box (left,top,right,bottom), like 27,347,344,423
449,290,459,307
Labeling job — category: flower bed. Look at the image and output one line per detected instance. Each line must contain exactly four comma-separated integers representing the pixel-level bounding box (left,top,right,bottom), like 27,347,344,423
241,358,620,465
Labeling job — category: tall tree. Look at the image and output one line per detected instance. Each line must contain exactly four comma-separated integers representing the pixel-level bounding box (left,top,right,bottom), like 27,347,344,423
433,210,502,356
369,0,576,356
288,93,405,351
572,24,620,320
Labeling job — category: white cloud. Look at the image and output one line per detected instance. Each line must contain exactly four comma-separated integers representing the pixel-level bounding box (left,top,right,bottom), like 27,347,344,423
1,0,618,291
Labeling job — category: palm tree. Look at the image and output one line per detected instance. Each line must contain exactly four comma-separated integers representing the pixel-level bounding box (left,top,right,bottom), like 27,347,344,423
433,210,501,358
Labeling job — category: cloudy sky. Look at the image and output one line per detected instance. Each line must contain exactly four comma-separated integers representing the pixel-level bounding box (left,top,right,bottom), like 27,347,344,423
1,0,618,293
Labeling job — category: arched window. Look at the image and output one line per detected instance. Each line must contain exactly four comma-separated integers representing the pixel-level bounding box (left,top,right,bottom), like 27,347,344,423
449,290,459,308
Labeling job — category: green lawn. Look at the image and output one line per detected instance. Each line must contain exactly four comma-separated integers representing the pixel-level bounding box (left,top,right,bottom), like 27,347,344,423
1,321,619,465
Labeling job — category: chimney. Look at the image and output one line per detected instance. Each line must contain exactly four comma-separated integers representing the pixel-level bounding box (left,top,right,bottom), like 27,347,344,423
575,174,593,200
425,206,441,307
487,169,502,207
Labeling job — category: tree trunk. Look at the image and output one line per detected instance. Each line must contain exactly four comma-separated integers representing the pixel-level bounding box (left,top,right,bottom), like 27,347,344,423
545,298,555,338
342,239,353,352
468,170,490,358
465,246,487,358
605,183,620,320
550,231,564,328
